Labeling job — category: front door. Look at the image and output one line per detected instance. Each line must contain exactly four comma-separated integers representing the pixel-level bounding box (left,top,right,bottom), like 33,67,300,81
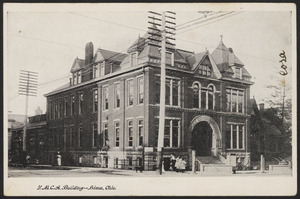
192,121,213,156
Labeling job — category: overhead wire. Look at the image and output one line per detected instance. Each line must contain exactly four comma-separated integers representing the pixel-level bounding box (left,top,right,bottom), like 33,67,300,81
177,11,242,34
176,11,222,28
177,11,235,31
9,11,284,92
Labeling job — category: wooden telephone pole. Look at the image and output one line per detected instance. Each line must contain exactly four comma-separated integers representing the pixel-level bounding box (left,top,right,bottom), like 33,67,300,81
19,70,38,152
148,11,176,175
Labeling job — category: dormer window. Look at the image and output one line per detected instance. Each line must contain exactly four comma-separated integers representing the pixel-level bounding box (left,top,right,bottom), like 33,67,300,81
234,66,242,79
93,62,105,78
99,62,105,76
93,64,99,78
198,65,211,77
72,70,82,85
78,71,81,83
130,52,137,67
166,51,174,66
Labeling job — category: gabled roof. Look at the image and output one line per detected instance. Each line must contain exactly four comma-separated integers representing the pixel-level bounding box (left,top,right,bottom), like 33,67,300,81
70,58,85,73
242,67,252,77
189,51,208,70
127,36,147,53
93,48,126,63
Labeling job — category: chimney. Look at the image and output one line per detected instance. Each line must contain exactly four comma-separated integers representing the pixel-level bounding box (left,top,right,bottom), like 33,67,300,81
85,42,94,65
259,103,264,111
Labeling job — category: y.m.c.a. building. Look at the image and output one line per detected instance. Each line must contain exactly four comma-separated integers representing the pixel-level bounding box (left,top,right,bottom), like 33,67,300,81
44,28,253,170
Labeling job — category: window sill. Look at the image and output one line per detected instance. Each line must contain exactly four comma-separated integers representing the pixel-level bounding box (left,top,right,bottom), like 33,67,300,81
155,104,181,108
226,148,245,151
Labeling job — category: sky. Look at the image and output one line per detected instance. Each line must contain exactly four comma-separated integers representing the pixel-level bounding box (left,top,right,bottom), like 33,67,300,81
5,4,294,116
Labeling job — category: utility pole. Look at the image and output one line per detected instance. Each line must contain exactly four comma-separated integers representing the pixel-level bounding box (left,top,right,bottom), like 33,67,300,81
148,11,176,175
19,70,38,152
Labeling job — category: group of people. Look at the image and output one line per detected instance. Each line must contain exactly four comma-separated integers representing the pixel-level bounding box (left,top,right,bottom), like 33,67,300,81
170,154,186,172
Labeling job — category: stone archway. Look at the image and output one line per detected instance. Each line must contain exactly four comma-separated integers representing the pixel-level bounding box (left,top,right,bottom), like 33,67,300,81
189,115,222,156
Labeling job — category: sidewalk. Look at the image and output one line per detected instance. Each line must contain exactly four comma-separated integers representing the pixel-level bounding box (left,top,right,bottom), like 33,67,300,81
26,164,276,176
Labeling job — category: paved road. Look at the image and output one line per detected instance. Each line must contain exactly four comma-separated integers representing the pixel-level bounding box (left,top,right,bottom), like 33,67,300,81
7,166,292,178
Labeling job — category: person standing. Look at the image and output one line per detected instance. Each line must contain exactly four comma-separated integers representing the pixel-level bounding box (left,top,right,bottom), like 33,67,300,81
170,154,176,171
57,151,62,166
181,158,186,173
175,156,180,172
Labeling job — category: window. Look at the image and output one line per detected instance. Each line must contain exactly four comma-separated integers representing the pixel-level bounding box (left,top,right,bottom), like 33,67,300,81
93,123,98,148
201,88,206,108
64,97,68,117
54,102,58,119
155,76,180,106
78,71,82,83
166,52,174,66
138,119,144,146
114,83,120,108
235,67,242,79
128,120,133,147
93,89,98,112
154,118,180,148
64,128,67,149
103,86,109,110
127,79,134,106
58,100,61,119
226,88,244,113
130,53,137,67
226,124,244,149
193,82,215,110
79,93,83,115
226,89,231,112
72,71,82,85
115,121,120,147
49,101,52,119
172,79,179,106
73,73,77,85
71,96,75,116
193,83,200,108
103,122,108,146
78,126,83,147
70,126,74,147
238,91,244,113
93,64,99,78
198,65,211,77
208,86,214,109
100,62,105,76
137,77,144,104
172,120,179,147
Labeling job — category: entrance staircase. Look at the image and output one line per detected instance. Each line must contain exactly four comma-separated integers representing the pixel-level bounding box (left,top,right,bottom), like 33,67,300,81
195,156,233,174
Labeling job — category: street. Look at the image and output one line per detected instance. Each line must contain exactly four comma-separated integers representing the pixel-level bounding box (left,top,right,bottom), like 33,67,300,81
8,166,292,178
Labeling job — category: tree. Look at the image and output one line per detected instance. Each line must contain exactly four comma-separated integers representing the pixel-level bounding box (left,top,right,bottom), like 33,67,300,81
261,77,292,159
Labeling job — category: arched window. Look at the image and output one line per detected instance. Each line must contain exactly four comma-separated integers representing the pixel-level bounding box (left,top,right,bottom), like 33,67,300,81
208,85,214,109
201,87,207,109
193,83,200,108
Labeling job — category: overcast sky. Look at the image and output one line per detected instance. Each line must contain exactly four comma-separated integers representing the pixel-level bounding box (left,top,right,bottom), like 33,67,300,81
5,4,294,116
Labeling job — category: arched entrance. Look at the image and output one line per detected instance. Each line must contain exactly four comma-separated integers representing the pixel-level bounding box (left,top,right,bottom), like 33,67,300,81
192,121,212,156
189,115,222,156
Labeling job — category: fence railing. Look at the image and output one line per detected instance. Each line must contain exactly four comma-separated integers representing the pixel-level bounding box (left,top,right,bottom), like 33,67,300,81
114,158,157,171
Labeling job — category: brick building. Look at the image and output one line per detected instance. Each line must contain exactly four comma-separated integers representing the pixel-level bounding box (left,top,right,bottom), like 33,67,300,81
10,114,47,165
44,28,253,170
